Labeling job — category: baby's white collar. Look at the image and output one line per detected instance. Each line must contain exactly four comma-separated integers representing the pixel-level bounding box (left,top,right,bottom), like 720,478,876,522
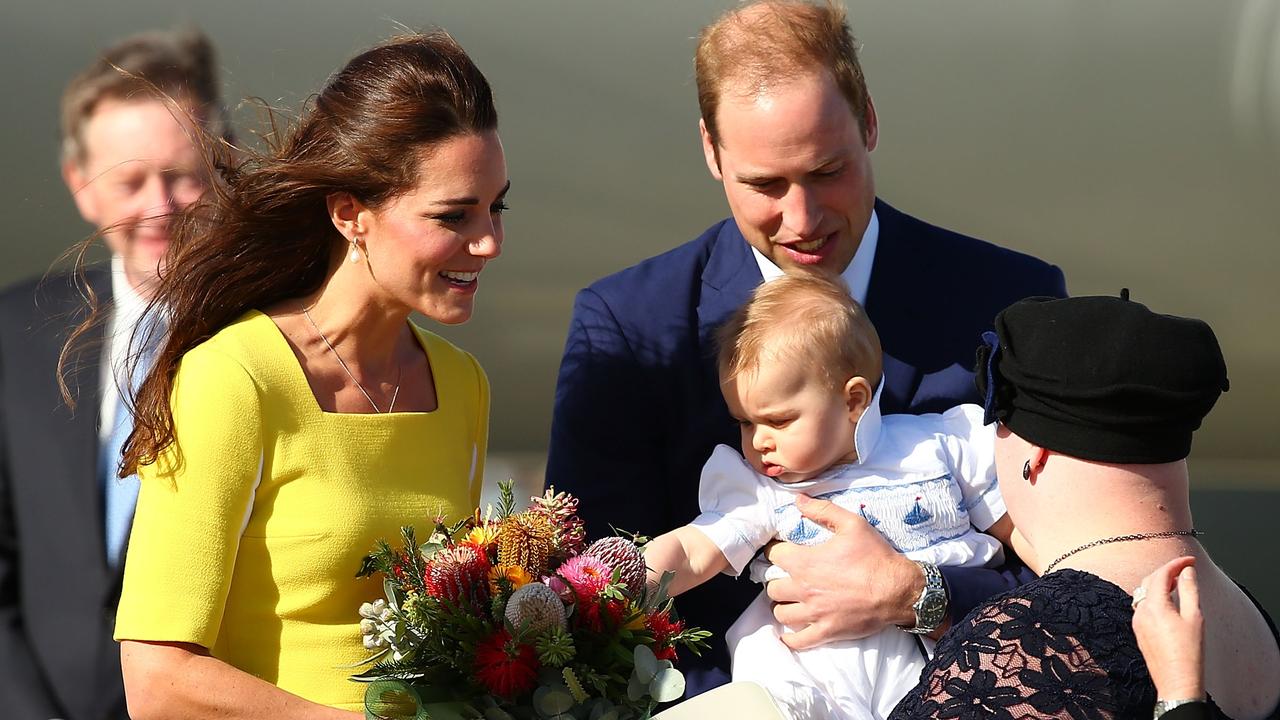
852,381,884,466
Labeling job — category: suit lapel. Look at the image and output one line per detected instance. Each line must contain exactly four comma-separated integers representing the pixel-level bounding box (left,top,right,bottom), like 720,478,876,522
865,199,922,415
696,220,761,349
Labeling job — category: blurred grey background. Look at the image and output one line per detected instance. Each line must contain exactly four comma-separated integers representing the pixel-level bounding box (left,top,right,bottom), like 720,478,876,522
2,1,1276,608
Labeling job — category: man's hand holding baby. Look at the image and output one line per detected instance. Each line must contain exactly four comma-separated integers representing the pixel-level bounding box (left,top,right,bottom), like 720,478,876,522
763,494,930,649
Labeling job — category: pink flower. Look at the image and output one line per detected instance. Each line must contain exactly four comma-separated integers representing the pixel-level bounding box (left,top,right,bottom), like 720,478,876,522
544,574,574,602
556,555,611,600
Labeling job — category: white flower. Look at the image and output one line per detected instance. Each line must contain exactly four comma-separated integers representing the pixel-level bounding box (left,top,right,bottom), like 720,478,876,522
359,599,388,619
504,582,567,634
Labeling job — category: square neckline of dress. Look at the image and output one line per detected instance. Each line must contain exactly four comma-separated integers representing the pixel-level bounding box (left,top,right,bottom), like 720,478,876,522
251,308,442,419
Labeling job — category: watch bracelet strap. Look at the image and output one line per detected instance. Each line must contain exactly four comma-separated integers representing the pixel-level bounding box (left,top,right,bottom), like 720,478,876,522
902,560,946,635
1154,698,1206,720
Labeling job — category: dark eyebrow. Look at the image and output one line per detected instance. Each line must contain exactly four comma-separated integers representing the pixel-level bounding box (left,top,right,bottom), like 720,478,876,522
429,180,511,206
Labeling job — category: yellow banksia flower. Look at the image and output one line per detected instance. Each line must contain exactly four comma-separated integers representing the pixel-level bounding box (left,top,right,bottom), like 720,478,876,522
497,512,555,578
489,564,533,594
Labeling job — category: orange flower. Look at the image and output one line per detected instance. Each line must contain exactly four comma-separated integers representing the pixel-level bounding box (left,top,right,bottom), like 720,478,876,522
489,564,532,594
466,523,500,548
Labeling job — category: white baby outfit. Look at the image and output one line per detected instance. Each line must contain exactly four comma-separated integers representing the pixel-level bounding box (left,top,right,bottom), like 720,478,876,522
689,388,1006,720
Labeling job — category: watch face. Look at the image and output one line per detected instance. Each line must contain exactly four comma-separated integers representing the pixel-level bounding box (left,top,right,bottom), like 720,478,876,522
922,592,946,616
918,589,946,627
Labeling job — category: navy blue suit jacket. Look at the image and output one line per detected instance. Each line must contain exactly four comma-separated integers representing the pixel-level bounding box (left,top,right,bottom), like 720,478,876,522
547,199,1067,695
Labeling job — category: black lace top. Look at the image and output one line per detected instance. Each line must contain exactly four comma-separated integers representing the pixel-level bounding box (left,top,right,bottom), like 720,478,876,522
889,569,1280,720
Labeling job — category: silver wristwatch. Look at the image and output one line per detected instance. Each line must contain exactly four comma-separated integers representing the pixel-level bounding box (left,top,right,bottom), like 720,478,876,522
1154,698,1204,719
903,561,947,635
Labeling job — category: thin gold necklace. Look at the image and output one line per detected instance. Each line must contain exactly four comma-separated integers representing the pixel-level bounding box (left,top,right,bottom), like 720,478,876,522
301,306,401,413
1042,529,1200,575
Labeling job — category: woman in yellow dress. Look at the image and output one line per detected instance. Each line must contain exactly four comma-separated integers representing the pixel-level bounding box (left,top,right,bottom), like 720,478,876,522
107,31,507,718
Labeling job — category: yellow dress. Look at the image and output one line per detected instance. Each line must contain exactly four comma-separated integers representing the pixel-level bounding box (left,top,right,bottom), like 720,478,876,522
114,310,488,710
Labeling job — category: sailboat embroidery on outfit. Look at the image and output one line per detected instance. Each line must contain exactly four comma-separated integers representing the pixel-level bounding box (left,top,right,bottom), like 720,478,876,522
786,518,823,544
903,496,933,526
859,503,880,527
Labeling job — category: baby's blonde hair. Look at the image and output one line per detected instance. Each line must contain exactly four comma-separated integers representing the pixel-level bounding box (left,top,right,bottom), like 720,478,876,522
717,271,883,390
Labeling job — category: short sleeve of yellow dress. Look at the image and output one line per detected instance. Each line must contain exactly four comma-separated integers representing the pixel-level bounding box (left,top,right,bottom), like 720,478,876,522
115,310,488,710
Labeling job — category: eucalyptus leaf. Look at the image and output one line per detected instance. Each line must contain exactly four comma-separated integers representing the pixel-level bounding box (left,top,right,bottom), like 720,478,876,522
534,687,575,716
648,669,685,703
632,645,658,684
626,675,648,702
588,701,618,720
420,541,446,560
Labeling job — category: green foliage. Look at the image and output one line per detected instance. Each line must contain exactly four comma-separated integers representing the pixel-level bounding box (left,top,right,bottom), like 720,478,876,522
493,480,518,519
535,627,575,667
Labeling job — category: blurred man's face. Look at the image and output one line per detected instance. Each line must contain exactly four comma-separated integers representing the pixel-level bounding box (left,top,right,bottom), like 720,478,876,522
63,98,207,294
701,71,877,275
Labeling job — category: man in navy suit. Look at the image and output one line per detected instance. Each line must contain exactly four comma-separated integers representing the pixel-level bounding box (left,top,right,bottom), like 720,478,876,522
0,29,223,720
547,0,1067,695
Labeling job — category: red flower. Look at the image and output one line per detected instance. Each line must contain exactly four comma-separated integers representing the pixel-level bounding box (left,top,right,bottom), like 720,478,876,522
473,629,539,698
424,544,491,608
646,610,685,663
578,596,627,633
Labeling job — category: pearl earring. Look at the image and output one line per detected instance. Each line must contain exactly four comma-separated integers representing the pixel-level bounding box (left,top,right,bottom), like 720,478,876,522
349,238,361,263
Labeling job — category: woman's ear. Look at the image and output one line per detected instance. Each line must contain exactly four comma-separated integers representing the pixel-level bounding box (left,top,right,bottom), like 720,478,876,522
844,376,874,422
325,191,369,241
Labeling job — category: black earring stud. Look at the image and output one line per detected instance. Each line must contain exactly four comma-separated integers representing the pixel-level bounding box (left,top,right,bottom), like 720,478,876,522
1022,460,1032,480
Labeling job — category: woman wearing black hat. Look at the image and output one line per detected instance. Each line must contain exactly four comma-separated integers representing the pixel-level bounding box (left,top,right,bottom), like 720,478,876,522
879,294,1280,719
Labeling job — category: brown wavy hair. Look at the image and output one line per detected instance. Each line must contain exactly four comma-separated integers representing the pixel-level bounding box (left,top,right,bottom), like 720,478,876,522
65,31,498,478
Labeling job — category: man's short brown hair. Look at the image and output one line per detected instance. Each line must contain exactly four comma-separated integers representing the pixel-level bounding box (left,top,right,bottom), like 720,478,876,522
717,271,883,391
695,0,871,147
59,27,225,166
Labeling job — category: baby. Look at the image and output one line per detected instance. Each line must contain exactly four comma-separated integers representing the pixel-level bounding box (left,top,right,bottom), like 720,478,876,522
644,272,1012,720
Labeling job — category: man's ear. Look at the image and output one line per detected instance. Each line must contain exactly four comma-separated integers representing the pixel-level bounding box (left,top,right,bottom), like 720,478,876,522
62,160,99,225
326,191,369,241
699,118,723,182
862,95,879,152
844,376,874,421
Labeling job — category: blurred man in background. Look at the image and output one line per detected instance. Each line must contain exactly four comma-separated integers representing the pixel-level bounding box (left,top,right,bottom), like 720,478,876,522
548,0,1066,696
0,28,225,720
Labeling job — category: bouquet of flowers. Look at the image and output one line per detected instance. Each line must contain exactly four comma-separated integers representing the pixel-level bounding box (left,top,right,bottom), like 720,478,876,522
352,482,710,720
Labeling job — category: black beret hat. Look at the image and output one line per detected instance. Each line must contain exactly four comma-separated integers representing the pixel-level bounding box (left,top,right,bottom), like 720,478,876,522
974,292,1229,464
